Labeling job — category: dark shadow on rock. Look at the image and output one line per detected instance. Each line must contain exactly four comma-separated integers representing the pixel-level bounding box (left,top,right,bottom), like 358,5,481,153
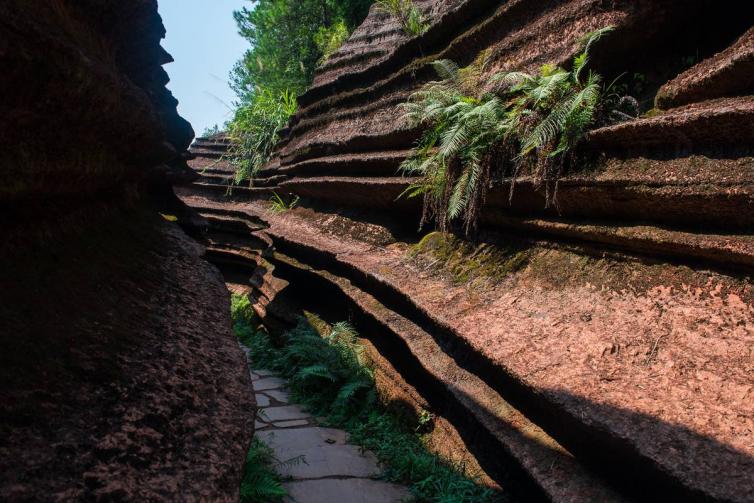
0,209,254,501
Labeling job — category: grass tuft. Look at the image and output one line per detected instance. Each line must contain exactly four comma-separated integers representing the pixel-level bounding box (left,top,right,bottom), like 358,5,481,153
375,0,429,36
268,192,300,213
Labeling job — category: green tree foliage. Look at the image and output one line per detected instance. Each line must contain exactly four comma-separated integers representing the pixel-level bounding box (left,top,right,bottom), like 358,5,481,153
401,26,637,233
229,88,297,183
315,19,351,64
231,0,372,100
228,0,372,184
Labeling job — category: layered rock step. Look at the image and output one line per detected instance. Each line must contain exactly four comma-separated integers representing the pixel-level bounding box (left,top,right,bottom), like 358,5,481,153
174,2,754,502
175,192,754,503
183,136,288,201
656,26,754,109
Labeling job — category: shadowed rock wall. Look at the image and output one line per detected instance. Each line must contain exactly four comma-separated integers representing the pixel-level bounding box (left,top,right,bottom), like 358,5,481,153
1,1,253,500
177,1,754,501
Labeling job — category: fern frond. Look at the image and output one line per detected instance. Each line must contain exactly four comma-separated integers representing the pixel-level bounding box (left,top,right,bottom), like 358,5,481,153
529,70,569,105
573,53,589,83
579,25,615,56
489,71,534,92
431,59,460,81
447,168,470,220
329,321,357,343
333,379,371,409
295,364,337,383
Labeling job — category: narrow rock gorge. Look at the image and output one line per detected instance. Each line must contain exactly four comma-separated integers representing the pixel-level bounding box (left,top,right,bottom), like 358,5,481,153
3,0,754,501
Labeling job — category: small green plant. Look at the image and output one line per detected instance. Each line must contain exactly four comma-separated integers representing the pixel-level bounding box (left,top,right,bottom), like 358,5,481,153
375,0,429,36
268,192,300,213
416,408,434,433
231,293,255,325
201,124,222,138
230,303,498,502
239,438,286,503
315,20,350,64
400,26,637,233
229,88,297,186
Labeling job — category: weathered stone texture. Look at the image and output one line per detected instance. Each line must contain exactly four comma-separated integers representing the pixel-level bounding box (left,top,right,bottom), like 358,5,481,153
1,1,252,501
178,1,754,501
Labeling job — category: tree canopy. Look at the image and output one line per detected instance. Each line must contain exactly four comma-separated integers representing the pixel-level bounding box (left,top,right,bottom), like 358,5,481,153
231,0,372,102
227,0,373,183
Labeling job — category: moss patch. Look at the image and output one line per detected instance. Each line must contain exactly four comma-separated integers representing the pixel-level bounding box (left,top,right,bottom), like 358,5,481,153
409,232,530,287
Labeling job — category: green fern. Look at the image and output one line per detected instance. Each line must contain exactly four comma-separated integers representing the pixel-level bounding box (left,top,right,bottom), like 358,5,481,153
333,378,373,412
294,364,338,384
399,25,637,231
230,312,497,502
239,439,286,502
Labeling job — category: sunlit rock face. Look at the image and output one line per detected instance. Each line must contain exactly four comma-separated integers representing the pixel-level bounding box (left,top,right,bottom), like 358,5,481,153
0,1,253,500
178,1,754,501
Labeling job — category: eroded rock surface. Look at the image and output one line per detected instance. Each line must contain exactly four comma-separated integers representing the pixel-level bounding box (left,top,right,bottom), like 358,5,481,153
1,1,253,500
178,1,754,502
1,213,253,501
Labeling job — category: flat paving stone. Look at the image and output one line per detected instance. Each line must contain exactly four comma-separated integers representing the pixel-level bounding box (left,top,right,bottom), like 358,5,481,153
257,427,348,456
265,389,290,403
248,370,410,500
273,419,310,428
283,478,410,503
264,405,309,422
254,377,287,391
249,371,260,381
276,445,381,479
255,393,271,407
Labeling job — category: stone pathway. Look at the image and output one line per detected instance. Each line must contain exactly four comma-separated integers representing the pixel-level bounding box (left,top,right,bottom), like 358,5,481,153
250,368,411,503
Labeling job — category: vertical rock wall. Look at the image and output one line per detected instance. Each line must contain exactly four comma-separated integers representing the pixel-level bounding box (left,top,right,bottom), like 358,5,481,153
0,1,253,500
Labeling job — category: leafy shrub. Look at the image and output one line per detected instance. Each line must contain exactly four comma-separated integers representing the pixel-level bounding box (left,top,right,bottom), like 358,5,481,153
231,293,255,325
228,89,297,185
315,20,350,64
376,0,429,36
400,26,637,233
228,1,372,185
231,0,372,102
201,124,222,138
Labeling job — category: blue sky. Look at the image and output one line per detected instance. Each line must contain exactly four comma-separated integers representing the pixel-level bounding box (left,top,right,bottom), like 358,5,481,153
159,0,250,136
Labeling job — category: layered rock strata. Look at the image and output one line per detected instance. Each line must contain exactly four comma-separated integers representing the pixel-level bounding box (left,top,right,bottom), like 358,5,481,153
178,1,754,502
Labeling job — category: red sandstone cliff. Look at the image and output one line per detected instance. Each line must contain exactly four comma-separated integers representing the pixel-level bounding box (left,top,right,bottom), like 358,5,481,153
177,1,754,501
